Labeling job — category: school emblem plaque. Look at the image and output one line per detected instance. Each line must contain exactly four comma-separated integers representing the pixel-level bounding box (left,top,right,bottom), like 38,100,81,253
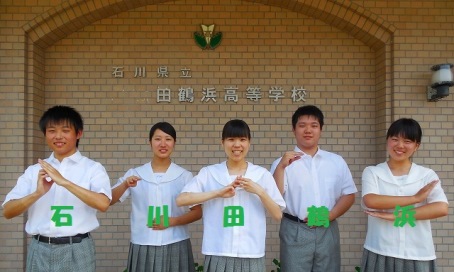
194,24,222,50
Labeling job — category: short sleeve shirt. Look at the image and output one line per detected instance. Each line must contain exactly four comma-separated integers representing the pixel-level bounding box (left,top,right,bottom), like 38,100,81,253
2,151,112,237
270,147,357,219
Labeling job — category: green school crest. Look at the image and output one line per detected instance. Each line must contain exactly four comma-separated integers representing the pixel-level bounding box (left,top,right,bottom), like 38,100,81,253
194,24,222,50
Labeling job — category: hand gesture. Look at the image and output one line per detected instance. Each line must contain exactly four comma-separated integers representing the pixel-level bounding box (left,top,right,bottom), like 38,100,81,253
414,180,439,203
150,216,174,230
36,168,54,196
38,159,67,186
124,175,141,187
364,210,395,221
217,183,237,198
278,151,303,168
236,176,263,195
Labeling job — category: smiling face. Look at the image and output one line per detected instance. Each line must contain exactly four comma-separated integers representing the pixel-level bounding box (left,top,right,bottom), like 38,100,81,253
222,136,250,163
293,115,321,156
385,118,422,164
387,135,419,163
45,121,82,161
220,119,251,164
150,129,175,159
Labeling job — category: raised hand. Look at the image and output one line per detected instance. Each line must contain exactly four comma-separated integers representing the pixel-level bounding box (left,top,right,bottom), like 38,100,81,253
236,176,263,195
217,183,237,198
364,210,395,221
37,168,54,195
38,159,67,186
150,215,174,230
414,180,439,203
124,175,141,187
279,151,304,168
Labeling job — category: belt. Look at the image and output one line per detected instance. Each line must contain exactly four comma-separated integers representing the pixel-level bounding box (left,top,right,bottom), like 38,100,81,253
283,212,307,223
33,233,90,244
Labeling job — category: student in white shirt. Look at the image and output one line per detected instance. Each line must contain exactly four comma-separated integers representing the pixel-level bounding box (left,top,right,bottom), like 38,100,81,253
111,122,202,272
361,118,448,272
177,119,285,272
270,105,357,272
2,105,112,272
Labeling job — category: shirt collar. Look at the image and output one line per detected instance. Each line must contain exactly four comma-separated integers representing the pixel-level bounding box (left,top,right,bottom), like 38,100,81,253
293,146,323,158
49,150,82,163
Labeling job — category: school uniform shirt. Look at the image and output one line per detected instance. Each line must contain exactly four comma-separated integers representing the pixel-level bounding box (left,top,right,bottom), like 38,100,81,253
270,147,357,220
181,161,285,258
113,162,193,246
362,162,448,260
2,151,112,237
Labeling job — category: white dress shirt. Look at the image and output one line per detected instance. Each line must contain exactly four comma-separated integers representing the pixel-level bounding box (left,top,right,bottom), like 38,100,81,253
2,151,112,237
362,162,448,260
270,147,357,219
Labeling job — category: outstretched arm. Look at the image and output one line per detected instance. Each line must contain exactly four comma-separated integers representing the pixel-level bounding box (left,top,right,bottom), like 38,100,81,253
363,180,439,210
366,201,448,221
152,204,203,230
110,176,141,205
414,201,449,220
176,183,237,207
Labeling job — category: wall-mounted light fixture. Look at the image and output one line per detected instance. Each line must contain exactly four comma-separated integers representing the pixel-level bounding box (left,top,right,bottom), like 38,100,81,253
427,63,453,102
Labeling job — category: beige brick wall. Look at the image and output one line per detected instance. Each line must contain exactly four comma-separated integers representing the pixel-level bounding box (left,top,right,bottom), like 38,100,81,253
1,0,453,271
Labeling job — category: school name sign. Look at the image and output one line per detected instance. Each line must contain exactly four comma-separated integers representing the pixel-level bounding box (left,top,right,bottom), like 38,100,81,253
112,66,309,104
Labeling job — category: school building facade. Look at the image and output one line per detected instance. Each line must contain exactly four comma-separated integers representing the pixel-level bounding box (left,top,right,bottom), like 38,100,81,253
1,0,453,271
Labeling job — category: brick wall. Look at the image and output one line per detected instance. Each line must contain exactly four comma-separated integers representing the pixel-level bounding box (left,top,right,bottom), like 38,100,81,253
1,0,453,271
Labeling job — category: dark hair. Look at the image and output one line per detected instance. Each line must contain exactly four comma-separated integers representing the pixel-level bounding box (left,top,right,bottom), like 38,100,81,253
149,122,176,141
222,119,251,140
39,105,83,147
386,118,422,143
291,105,324,129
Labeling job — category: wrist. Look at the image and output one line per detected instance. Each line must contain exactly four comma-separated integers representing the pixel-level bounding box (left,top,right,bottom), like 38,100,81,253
59,178,71,188
329,211,336,221
169,217,177,227
215,189,223,198
256,187,266,198
278,161,288,169
32,190,45,198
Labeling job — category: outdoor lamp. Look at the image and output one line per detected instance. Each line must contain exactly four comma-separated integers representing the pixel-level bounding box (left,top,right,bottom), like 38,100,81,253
427,63,454,101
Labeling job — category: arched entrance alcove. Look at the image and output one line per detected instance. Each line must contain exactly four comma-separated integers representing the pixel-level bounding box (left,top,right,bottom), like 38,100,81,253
22,0,396,162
